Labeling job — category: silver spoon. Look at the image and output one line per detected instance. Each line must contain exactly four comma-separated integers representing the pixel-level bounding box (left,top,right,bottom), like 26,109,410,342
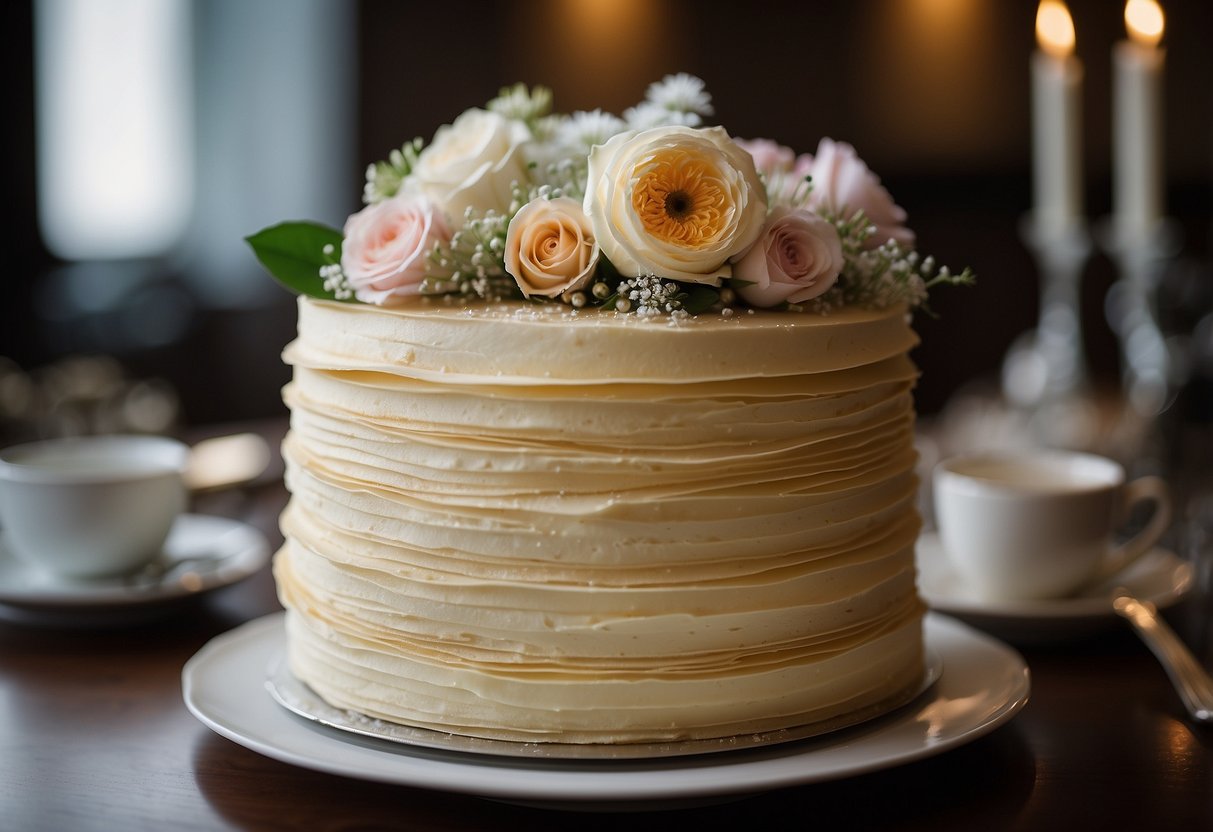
1112,589,1213,723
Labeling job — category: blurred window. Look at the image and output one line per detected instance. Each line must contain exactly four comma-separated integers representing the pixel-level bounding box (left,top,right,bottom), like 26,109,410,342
35,0,193,261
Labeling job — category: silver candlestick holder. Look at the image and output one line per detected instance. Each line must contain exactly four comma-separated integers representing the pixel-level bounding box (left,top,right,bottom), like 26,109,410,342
1098,218,1183,417
1000,215,1096,447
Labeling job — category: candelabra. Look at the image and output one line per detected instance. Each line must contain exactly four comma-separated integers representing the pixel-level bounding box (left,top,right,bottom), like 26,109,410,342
1099,218,1183,417
1000,215,1095,448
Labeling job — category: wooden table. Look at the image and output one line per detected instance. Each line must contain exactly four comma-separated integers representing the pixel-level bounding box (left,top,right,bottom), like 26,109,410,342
2,426,1211,831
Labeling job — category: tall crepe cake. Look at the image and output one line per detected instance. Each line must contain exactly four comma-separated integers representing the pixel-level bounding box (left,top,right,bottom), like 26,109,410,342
250,75,971,744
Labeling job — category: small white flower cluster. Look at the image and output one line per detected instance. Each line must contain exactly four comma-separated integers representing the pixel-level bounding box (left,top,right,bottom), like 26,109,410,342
556,109,626,155
523,75,717,195
319,263,353,300
817,223,971,313
424,208,514,300
617,274,685,317
520,182,567,206
363,139,423,205
317,268,351,305
487,83,553,125
847,243,931,310
449,209,509,278
318,243,354,299
625,73,714,130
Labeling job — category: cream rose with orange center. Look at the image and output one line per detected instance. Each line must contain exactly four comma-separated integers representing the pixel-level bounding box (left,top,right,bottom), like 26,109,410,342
584,126,766,285
504,198,599,298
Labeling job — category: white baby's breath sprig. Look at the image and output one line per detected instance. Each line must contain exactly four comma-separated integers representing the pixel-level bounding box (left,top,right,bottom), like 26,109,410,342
816,210,974,313
616,274,686,317
541,156,589,201
318,243,354,300
424,191,530,301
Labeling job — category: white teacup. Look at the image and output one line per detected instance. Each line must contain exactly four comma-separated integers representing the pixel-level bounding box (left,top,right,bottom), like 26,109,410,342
0,435,190,579
933,450,1171,601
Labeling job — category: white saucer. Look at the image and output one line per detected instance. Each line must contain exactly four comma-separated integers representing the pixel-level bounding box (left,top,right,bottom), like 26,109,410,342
183,612,1029,809
917,531,1194,642
0,514,270,626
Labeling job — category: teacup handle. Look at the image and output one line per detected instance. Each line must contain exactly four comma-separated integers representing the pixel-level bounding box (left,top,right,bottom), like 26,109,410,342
1091,475,1172,584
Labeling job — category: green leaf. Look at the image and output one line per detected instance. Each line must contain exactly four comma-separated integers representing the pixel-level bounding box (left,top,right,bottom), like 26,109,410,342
245,221,348,301
682,284,721,315
596,255,623,284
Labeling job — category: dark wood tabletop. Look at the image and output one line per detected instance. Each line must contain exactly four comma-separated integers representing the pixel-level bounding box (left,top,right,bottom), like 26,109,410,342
2,421,1211,832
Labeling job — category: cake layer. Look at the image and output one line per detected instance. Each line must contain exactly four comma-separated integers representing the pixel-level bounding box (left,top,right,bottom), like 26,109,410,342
276,297,926,743
285,295,920,384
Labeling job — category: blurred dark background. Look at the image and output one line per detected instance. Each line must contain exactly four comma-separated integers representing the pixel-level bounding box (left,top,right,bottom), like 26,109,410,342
1,0,1210,439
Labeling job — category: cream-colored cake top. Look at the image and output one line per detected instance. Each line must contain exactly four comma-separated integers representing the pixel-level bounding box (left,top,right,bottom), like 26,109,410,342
285,297,918,385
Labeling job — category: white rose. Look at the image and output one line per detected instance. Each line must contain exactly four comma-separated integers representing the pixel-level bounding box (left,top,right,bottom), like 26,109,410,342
583,125,767,285
411,108,531,221
504,197,599,298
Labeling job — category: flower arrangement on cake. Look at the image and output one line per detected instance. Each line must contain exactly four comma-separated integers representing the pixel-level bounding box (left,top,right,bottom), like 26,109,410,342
248,74,972,317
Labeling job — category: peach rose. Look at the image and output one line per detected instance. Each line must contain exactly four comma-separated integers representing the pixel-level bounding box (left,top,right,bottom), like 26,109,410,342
504,197,599,298
340,193,451,305
584,125,767,285
803,138,914,250
731,207,843,308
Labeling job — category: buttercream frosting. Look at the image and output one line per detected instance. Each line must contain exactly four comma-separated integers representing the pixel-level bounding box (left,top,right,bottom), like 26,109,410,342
276,297,926,743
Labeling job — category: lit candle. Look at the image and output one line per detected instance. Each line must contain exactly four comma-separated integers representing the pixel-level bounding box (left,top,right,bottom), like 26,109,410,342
1031,0,1083,230
1113,0,1165,239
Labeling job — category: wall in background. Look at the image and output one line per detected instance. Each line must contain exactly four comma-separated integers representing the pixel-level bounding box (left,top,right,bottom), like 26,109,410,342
2,0,1210,434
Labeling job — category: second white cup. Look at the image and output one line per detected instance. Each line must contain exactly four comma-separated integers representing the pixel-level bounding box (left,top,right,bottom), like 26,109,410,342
0,435,190,579
933,450,1171,601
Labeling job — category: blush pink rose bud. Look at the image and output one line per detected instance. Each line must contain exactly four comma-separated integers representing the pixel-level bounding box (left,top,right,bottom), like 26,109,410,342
340,193,451,305
803,138,914,251
731,207,843,308
504,197,599,298
733,137,796,178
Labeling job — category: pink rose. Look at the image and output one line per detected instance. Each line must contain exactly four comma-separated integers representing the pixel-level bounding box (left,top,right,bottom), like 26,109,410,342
340,194,451,305
734,137,796,178
803,138,914,250
731,207,843,308
736,138,808,208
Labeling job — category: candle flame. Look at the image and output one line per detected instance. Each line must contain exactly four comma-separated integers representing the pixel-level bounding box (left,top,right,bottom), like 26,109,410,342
1125,0,1164,48
1036,0,1075,58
